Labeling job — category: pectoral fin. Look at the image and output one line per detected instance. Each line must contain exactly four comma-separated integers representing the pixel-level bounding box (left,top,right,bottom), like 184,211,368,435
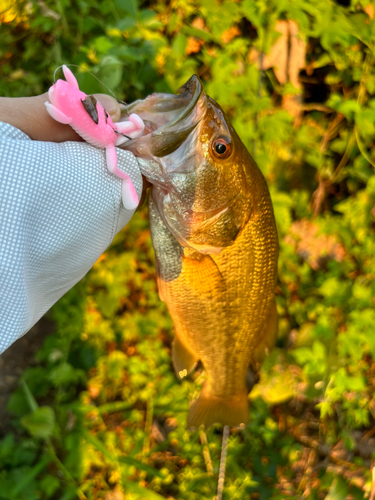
172,334,199,380
182,252,226,296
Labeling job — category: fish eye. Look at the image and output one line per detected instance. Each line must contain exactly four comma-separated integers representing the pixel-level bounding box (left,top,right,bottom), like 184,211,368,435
211,136,232,160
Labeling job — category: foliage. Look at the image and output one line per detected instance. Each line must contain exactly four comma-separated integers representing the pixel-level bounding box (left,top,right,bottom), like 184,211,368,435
1,0,375,498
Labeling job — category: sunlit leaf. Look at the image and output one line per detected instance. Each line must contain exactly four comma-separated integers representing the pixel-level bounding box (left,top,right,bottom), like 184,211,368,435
21,407,55,439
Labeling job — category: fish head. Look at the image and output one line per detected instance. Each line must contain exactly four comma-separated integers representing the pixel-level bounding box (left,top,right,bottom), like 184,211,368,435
121,76,260,254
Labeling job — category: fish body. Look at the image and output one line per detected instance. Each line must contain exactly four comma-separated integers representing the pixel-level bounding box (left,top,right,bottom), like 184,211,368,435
122,77,279,427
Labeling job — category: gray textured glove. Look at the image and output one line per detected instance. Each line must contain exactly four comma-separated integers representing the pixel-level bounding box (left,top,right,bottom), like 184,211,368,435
0,122,142,354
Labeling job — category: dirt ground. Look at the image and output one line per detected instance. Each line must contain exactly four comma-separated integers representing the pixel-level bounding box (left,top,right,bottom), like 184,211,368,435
0,318,54,436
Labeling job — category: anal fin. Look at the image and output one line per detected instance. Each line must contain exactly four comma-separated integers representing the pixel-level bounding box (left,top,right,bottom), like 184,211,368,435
172,334,199,380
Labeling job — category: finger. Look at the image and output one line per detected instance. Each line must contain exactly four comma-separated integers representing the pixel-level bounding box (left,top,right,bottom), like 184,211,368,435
92,94,121,122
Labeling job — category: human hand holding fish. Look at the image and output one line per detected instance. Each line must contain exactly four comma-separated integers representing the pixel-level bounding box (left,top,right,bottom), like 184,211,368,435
0,68,278,433
0,78,143,354
1,69,278,500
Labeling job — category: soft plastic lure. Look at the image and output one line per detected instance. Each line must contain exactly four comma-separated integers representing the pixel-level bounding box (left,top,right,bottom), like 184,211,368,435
45,65,144,210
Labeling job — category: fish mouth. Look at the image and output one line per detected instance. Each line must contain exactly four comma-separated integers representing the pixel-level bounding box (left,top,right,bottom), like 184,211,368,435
120,75,204,159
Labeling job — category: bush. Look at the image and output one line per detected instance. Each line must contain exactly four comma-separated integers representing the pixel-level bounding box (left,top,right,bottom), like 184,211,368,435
1,0,375,498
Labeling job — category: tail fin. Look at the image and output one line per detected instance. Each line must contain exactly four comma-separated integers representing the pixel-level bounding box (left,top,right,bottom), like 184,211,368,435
187,385,249,429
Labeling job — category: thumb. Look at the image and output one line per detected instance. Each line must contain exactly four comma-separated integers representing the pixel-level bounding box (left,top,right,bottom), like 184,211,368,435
92,94,121,123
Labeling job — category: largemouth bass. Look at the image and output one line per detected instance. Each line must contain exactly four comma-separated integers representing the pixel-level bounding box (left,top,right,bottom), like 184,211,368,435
121,77,279,428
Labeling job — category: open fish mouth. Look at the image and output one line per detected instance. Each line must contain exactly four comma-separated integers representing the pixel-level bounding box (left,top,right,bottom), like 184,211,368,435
119,75,205,159
120,76,238,255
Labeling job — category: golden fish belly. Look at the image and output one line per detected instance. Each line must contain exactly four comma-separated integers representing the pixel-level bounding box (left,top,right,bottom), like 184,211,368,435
153,195,279,427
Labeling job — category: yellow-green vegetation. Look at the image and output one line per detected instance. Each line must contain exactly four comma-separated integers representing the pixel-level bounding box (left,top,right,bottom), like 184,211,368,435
1,0,375,498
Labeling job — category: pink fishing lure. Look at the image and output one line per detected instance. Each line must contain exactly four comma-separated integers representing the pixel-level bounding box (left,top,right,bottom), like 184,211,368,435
45,65,144,210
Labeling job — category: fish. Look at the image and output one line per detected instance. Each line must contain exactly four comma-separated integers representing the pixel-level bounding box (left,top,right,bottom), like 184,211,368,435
121,76,279,428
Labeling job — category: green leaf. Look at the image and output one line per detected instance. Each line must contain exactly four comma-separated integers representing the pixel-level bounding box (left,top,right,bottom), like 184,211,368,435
10,456,50,497
97,56,123,89
316,400,334,418
0,434,15,465
21,407,55,439
122,478,167,500
115,0,138,19
270,190,293,234
325,477,349,500
182,25,220,43
348,12,373,46
59,486,78,500
20,379,38,413
118,456,164,479
39,475,61,498
48,362,83,387
93,36,114,54
318,278,351,306
81,428,164,478
172,32,188,58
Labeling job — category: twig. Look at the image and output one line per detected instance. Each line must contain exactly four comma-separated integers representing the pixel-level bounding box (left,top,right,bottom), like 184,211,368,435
312,131,355,216
200,429,214,475
36,0,60,20
328,131,356,184
320,114,345,153
300,104,335,113
311,113,347,216
312,15,375,215
370,466,375,500
216,425,230,500
355,126,375,168
253,51,264,157
361,426,375,442
55,0,69,36
46,440,87,500
287,425,367,472
140,396,154,480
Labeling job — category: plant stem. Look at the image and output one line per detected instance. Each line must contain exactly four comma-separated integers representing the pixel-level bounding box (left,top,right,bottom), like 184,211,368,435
200,429,214,475
216,425,230,500
46,439,88,500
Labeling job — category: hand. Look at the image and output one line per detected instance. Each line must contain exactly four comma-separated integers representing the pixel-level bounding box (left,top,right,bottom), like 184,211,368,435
0,93,121,142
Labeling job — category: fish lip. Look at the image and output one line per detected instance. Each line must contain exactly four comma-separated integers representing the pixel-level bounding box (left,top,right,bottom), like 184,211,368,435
151,75,203,137
121,75,205,157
